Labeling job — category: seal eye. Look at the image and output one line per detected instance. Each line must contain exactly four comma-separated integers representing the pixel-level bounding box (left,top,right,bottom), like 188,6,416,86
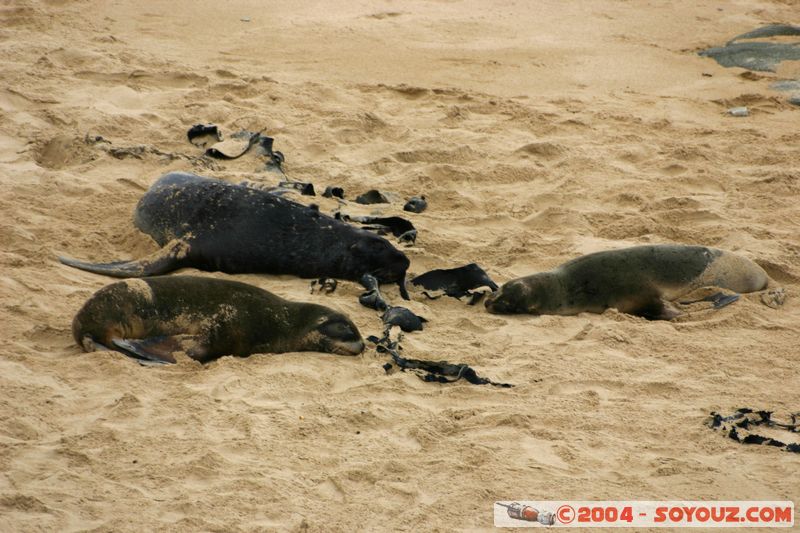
318,320,357,341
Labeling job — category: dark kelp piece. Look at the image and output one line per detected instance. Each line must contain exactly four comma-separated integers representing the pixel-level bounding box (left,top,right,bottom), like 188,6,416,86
467,291,488,306
204,130,284,171
205,130,261,159
403,196,427,213
355,189,390,204
351,216,415,237
337,214,417,245
727,24,800,45
323,186,345,199
359,290,387,311
310,278,338,294
700,42,800,72
359,274,389,311
411,263,499,299
278,181,316,196
188,125,284,168
368,331,512,387
699,24,800,72
397,229,417,245
708,408,800,454
382,306,427,332
255,136,285,171
187,124,221,147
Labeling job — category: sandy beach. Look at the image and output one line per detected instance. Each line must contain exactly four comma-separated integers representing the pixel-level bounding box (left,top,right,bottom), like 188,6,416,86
1,0,799,530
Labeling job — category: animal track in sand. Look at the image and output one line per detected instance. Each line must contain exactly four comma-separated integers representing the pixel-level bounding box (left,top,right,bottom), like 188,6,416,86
515,141,567,160
316,478,346,502
34,135,95,169
365,11,404,20
549,380,627,401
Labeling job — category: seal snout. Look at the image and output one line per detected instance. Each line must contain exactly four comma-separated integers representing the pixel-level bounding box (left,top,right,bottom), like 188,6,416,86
484,291,500,313
483,282,535,315
334,338,366,356
315,314,365,356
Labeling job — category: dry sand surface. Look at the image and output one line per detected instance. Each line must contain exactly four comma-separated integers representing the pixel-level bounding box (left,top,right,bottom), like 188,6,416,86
2,0,800,531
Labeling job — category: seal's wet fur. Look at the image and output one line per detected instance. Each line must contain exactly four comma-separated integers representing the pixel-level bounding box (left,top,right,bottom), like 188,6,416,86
60,172,410,295
485,245,769,320
73,276,365,363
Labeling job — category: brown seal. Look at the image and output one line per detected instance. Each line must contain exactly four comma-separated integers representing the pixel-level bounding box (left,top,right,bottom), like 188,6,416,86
73,276,365,363
485,245,773,320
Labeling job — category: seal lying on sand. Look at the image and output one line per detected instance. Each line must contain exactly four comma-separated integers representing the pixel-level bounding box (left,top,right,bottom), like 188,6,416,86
73,276,365,364
59,172,410,297
485,245,771,320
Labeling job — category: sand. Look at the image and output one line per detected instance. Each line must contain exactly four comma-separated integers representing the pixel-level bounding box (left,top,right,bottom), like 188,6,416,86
1,0,799,531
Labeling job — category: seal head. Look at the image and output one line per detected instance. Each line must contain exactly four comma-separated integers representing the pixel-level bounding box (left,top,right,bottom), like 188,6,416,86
297,307,365,356
485,274,561,315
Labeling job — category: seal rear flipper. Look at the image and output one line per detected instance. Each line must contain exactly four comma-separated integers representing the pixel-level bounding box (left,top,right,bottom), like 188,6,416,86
708,292,740,309
678,287,741,310
58,239,190,278
111,337,180,364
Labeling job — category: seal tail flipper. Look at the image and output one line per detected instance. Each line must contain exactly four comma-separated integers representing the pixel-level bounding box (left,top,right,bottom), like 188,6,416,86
58,239,190,278
111,337,178,364
709,292,740,309
678,287,741,310
110,333,210,364
111,337,179,364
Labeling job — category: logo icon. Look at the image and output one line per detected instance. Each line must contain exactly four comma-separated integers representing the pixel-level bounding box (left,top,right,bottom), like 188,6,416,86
496,502,556,525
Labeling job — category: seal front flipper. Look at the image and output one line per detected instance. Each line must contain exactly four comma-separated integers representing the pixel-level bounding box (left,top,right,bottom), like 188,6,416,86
110,334,209,364
78,334,111,353
398,276,410,300
632,298,683,320
58,239,191,278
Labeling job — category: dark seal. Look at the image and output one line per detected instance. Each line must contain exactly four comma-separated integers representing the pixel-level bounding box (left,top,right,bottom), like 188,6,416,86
59,172,410,297
73,276,365,364
485,245,770,320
